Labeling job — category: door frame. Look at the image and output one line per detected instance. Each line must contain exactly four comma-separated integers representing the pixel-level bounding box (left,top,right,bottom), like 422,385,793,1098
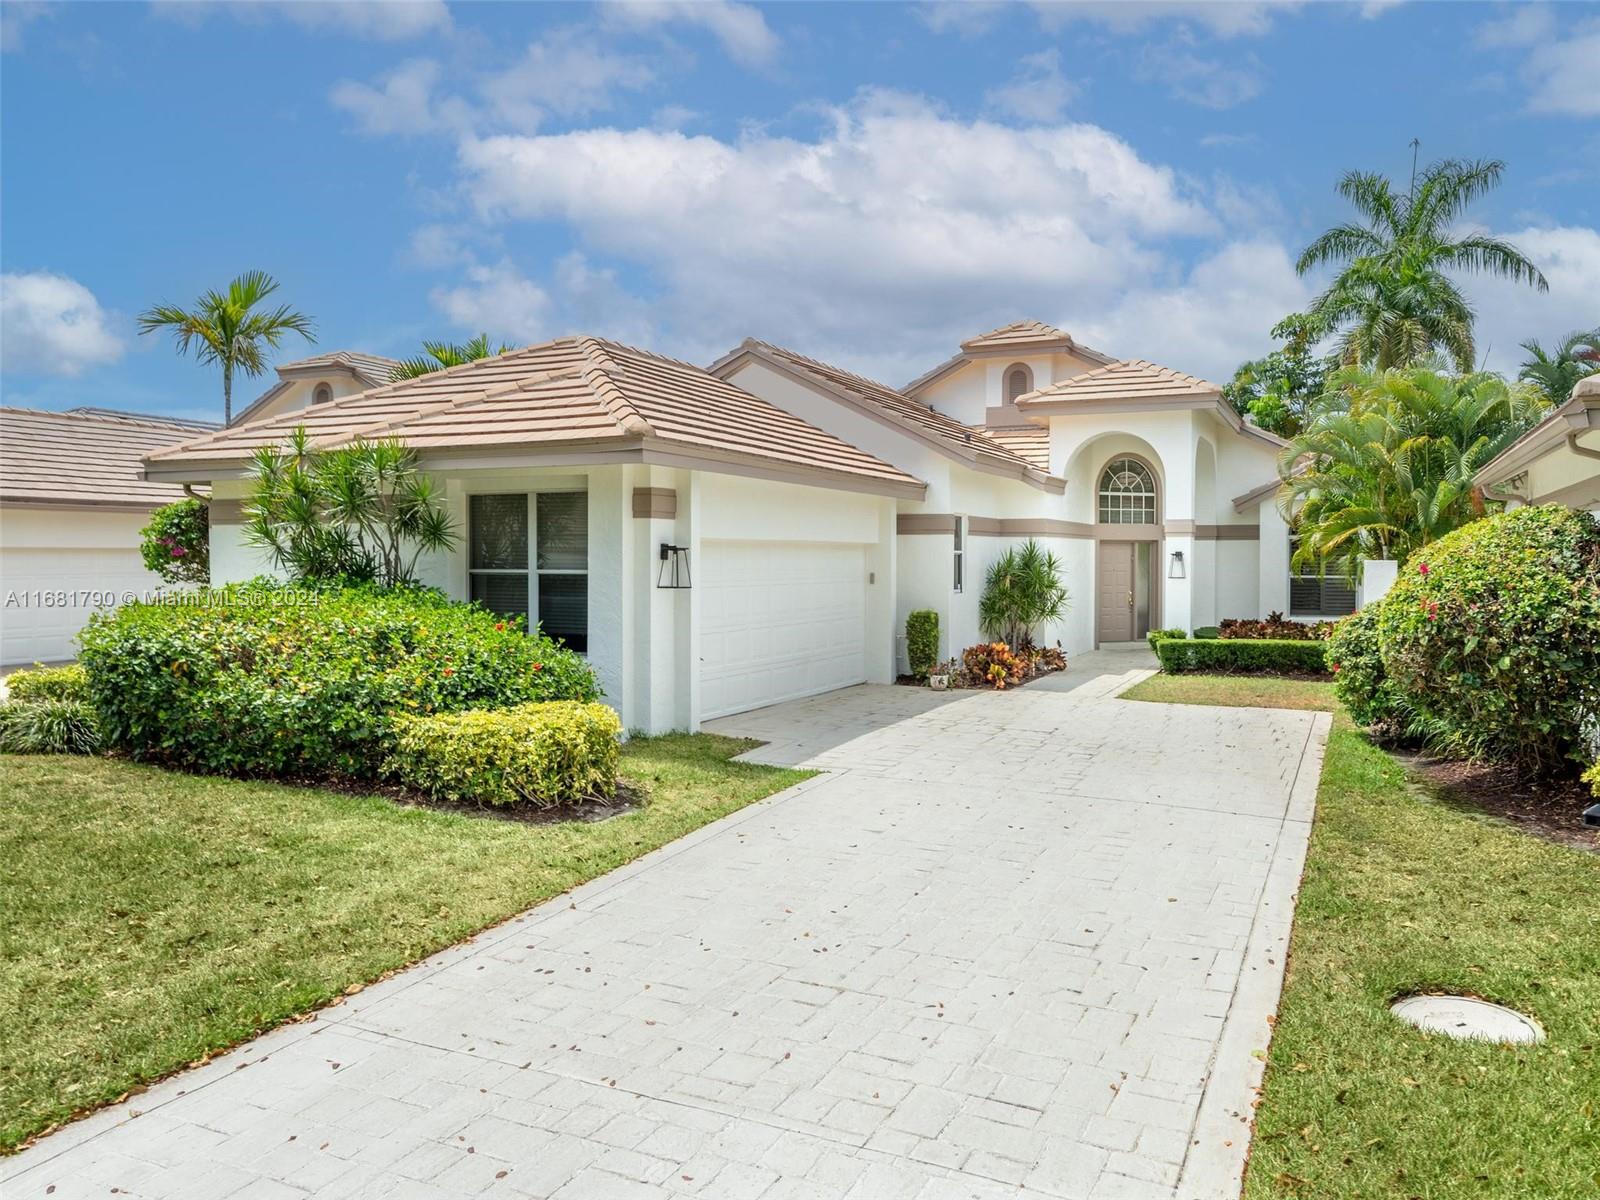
1093,536,1162,648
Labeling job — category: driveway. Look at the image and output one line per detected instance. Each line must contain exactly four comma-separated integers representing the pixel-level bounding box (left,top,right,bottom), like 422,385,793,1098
5,650,1328,1200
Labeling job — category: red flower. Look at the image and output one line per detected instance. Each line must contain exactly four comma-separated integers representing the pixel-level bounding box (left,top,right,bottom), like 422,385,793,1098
494,622,506,632
532,663,543,672
441,667,455,677
1418,562,1430,575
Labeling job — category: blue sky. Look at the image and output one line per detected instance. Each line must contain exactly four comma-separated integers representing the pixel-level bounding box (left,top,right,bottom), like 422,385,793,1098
2,0,1596,424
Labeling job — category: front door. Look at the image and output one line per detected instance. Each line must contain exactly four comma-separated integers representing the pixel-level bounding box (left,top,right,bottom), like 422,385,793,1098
1097,541,1135,643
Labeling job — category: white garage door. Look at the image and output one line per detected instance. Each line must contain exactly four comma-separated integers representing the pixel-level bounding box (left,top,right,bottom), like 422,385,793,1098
700,540,868,719
1,547,158,666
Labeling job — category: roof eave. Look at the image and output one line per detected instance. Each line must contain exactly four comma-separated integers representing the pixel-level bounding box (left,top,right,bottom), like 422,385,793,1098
1476,395,1600,484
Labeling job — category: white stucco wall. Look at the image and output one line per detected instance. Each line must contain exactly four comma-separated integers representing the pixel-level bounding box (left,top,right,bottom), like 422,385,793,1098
236,368,375,425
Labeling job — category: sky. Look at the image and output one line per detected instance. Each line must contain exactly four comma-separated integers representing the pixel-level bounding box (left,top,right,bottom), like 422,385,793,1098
1,0,1596,424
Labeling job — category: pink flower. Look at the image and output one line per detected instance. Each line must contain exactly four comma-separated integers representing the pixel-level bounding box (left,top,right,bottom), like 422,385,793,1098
1418,563,1430,575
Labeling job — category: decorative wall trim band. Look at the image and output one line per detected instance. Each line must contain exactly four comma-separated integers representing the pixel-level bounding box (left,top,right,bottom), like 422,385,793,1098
1164,520,1259,541
631,487,678,519
896,513,959,535
210,499,245,523
898,514,1261,541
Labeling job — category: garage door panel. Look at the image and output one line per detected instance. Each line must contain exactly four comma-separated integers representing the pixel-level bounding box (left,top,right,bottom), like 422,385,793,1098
700,541,867,719
1,547,163,665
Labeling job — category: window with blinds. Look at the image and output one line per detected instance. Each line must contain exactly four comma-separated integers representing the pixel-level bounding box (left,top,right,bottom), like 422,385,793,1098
468,492,588,652
1287,534,1357,616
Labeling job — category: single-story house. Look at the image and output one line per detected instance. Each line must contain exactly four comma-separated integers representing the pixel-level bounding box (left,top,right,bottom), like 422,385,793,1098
0,407,218,666
142,322,1329,731
1476,374,1600,513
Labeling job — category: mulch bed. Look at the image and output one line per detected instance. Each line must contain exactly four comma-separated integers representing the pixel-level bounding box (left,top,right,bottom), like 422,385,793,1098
1403,754,1597,853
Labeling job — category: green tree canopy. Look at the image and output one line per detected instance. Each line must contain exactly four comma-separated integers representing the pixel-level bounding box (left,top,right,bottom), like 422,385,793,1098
1297,158,1547,372
138,271,315,425
1223,313,1340,437
1517,327,1600,407
391,333,514,381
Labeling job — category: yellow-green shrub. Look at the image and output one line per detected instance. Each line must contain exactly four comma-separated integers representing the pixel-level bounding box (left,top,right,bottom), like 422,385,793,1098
6,664,88,702
387,701,621,809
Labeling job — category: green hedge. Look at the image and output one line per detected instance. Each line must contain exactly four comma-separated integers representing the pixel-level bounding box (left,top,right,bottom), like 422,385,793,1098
1146,628,1187,650
79,581,599,778
4,664,88,702
0,699,101,754
388,701,622,808
906,610,939,679
1156,636,1327,675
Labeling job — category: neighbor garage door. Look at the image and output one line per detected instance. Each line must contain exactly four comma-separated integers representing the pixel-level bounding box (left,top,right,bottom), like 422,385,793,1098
1,546,159,666
700,540,867,719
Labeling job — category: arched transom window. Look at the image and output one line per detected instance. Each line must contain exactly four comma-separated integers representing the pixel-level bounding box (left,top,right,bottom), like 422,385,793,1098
1004,363,1033,403
1098,457,1157,524
312,382,333,405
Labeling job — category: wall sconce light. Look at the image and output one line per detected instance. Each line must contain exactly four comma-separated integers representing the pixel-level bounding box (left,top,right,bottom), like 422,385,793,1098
1168,549,1186,579
657,543,691,589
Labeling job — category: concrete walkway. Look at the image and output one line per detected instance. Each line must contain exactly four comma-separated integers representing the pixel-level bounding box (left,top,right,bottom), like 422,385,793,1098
6,651,1328,1200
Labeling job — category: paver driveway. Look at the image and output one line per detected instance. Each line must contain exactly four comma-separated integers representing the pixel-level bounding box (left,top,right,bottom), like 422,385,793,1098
6,651,1328,1200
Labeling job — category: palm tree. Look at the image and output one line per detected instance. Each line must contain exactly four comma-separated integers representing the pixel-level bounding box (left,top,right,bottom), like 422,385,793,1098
391,333,513,381
1518,328,1600,406
1278,364,1540,577
1297,158,1547,372
138,271,315,424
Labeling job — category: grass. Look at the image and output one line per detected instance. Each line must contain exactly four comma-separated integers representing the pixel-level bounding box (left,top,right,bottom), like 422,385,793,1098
1120,674,1600,1198
1120,672,1339,711
0,735,809,1152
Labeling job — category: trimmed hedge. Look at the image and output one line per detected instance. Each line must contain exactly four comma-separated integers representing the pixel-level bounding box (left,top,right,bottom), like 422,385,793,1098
1146,628,1187,650
5,664,88,702
0,699,101,754
906,610,939,679
79,581,599,778
388,701,621,808
1377,505,1600,776
1156,636,1327,675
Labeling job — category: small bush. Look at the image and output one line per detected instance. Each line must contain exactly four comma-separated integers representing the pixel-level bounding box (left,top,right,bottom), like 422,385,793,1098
1193,626,1220,640
1156,637,1327,675
1219,613,1336,641
1033,644,1067,672
5,663,88,702
906,610,939,679
388,702,621,808
1378,505,1600,776
1147,628,1187,650
961,642,1027,689
139,498,209,585
0,699,101,754
1584,762,1600,799
79,580,599,778
1324,603,1417,737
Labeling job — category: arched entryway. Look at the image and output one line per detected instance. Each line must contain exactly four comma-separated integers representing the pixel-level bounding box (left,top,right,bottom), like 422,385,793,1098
1094,454,1160,644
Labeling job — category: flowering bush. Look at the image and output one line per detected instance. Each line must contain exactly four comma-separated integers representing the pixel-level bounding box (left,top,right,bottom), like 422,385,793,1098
1218,613,1336,641
79,581,598,778
1377,505,1600,776
1324,602,1420,740
139,499,209,585
961,642,1027,690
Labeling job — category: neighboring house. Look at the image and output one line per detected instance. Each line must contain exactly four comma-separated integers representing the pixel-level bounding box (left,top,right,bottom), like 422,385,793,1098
0,407,218,666
1476,374,1600,513
228,350,402,426
144,323,1321,731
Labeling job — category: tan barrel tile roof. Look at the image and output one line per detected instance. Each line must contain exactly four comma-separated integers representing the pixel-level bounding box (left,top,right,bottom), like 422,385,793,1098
960,320,1077,353
146,336,924,495
970,423,1050,471
1017,359,1224,406
1,407,218,509
716,339,1062,490
276,350,404,388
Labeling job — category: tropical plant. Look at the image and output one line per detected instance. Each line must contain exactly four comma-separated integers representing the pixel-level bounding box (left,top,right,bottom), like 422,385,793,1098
391,333,513,381
1297,158,1547,371
1277,365,1541,578
1518,327,1600,407
905,610,939,679
1223,313,1339,437
137,271,315,424
139,498,209,585
977,539,1069,648
0,699,101,755
244,427,457,587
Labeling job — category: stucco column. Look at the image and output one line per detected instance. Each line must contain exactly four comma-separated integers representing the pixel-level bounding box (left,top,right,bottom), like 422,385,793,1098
1258,504,1290,617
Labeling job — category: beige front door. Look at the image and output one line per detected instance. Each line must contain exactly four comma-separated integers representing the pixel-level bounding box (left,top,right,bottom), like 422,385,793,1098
1097,541,1135,643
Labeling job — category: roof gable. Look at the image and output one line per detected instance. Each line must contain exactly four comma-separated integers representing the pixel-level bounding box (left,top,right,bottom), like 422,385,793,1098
902,319,1115,396
1017,359,1223,407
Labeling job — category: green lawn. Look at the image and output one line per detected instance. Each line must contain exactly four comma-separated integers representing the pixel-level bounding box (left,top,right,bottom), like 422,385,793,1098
1120,672,1339,711
0,736,808,1151
1119,674,1600,1198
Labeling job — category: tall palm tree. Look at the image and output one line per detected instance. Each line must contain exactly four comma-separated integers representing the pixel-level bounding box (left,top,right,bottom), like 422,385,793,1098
1518,328,1600,407
391,333,513,381
1297,158,1547,372
1278,364,1540,577
138,271,315,424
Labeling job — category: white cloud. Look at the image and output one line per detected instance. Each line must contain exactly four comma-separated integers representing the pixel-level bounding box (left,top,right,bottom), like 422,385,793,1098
1474,6,1598,118
603,1,779,67
153,1,451,40
1030,1,1301,38
429,260,553,345
1464,225,1600,375
330,59,472,136
1,271,125,377
915,1,1007,36
482,28,654,128
1068,240,1315,380
1199,131,1258,148
1,0,53,52
1359,0,1406,18
1139,43,1262,109
985,49,1077,123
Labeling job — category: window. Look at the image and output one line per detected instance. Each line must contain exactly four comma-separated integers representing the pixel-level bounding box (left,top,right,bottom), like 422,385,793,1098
1097,457,1157,524
469,492,589,651
1004,363,1033,403
312,382,333,404
953,516,965,592
1288,535,1357,616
